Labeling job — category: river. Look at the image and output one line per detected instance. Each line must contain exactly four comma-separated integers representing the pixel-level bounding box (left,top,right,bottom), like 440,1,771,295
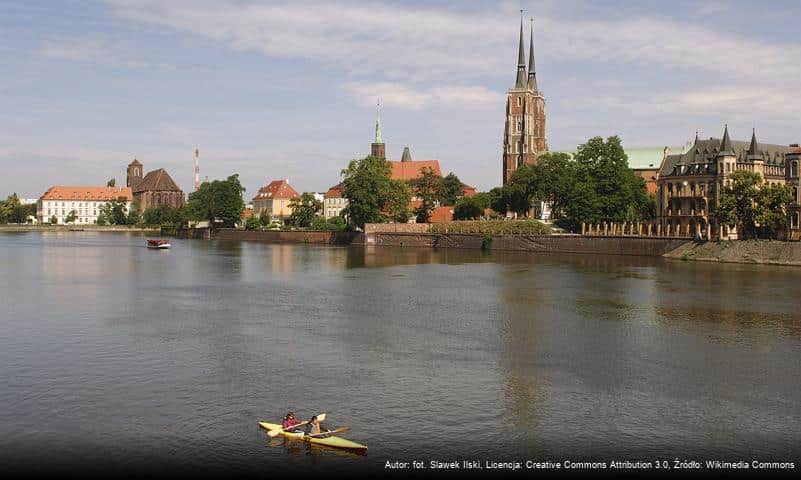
1,231,799,475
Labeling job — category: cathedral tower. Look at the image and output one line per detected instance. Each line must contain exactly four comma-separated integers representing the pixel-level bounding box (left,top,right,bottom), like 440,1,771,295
502,16,547,185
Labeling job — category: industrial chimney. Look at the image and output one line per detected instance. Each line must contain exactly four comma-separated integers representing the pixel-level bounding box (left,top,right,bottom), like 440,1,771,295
194,148,200,190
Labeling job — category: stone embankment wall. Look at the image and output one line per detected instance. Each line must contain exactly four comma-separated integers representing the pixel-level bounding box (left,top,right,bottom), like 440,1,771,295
370,232,692,256
664,239,801,266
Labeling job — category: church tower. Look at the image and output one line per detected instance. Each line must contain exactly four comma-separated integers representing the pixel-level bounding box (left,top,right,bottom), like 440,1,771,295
502,16,547,185
127,158,143,188
371,101,386,159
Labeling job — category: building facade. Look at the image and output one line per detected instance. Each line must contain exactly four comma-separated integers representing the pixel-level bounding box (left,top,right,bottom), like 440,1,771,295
323,183,347,219
657,126,793,240
252,179,300,220
37,186,133,224
126,159,185,211
787,147,801,240
502,18,547,185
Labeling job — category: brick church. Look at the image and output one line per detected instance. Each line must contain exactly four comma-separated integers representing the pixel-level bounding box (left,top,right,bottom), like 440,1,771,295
502,17,547,185
126,159,185,211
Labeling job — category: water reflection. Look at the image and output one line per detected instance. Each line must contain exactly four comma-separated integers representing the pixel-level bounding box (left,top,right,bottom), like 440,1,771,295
2,232,800,471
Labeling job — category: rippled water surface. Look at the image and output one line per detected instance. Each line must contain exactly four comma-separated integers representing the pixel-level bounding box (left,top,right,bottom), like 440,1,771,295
1,232,800,474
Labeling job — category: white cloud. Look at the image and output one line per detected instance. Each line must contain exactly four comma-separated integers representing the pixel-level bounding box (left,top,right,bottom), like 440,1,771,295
38,37,110,61
98,0,801,118
342,82,502,110
103,0,801,83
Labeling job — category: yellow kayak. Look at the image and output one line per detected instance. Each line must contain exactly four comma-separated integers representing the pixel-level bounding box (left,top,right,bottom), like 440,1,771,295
259,422,368,451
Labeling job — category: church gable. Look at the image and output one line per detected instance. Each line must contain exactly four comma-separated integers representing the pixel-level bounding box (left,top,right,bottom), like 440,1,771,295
134,168,182,193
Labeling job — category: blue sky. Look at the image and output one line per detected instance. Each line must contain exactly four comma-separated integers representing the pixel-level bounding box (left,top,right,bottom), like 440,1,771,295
2,0,800,198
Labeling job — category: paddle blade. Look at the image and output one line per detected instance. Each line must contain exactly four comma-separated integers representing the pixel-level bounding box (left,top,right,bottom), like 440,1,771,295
317,413,326,422
267,429,282,438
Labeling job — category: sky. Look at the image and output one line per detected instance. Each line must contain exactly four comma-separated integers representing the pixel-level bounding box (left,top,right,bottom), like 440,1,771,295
1,0,800,199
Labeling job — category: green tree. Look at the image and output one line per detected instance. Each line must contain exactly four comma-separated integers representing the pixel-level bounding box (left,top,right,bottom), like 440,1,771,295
50,215,58,224
453,196,483,220
126,208,141,225
715,170,761,238
386,180,412,223
245,215,261,230
341,156,411,228
143,205,171,226
716,170,792,239
411,166,442,223
107,178,116,187
99,198,130,225
310,216,328,230
531,152,577,218
64,210,77,224
0,194,20,223
288,192,323,228
437,172,463,206
186,174,245,227
756,183,792,238
258,209,271,226
326,215,346,231
573,136,648,222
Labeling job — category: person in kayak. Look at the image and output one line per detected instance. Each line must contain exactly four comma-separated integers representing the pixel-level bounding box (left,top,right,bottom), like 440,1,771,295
282,412,301,432
304,416,329,437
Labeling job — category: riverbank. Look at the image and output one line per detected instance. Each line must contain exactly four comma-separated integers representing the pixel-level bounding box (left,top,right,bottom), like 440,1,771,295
665,239,801,266
0,225,160,233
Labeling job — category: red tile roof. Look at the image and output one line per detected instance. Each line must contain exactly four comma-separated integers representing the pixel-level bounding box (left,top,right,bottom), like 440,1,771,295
324,182,345,198
252,179,300,201
388,160,442,181
40,186,133,201
133,168,182,193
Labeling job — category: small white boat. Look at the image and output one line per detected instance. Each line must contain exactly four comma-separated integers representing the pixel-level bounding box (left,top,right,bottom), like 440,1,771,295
146,239,171,249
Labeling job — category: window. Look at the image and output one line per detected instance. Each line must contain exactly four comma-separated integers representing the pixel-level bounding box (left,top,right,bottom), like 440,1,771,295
792,160,798,178
796,212,801,229
516,97,522,107
517,121,522,133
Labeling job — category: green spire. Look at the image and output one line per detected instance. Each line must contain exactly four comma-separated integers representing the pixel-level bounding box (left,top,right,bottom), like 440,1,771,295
374,100,383,144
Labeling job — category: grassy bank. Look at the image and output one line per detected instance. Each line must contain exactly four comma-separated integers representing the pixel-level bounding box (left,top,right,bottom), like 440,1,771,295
665,239,801,266
430,219,551,235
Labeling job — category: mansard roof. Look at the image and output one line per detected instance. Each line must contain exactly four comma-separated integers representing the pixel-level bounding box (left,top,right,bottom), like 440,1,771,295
133,168,182,193
659,136,793,178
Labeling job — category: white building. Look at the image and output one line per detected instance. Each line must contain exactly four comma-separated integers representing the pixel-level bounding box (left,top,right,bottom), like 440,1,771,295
37,186,133,224
323,183,348,219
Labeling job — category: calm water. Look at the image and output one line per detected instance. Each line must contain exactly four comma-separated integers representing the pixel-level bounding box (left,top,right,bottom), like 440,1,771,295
1,231,800,475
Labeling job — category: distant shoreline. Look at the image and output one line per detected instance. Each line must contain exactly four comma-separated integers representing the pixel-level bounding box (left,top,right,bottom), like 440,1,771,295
0,225,160,233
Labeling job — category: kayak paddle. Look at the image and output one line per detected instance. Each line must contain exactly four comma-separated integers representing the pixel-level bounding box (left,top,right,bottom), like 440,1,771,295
267,412,327,437
306,426,350,438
